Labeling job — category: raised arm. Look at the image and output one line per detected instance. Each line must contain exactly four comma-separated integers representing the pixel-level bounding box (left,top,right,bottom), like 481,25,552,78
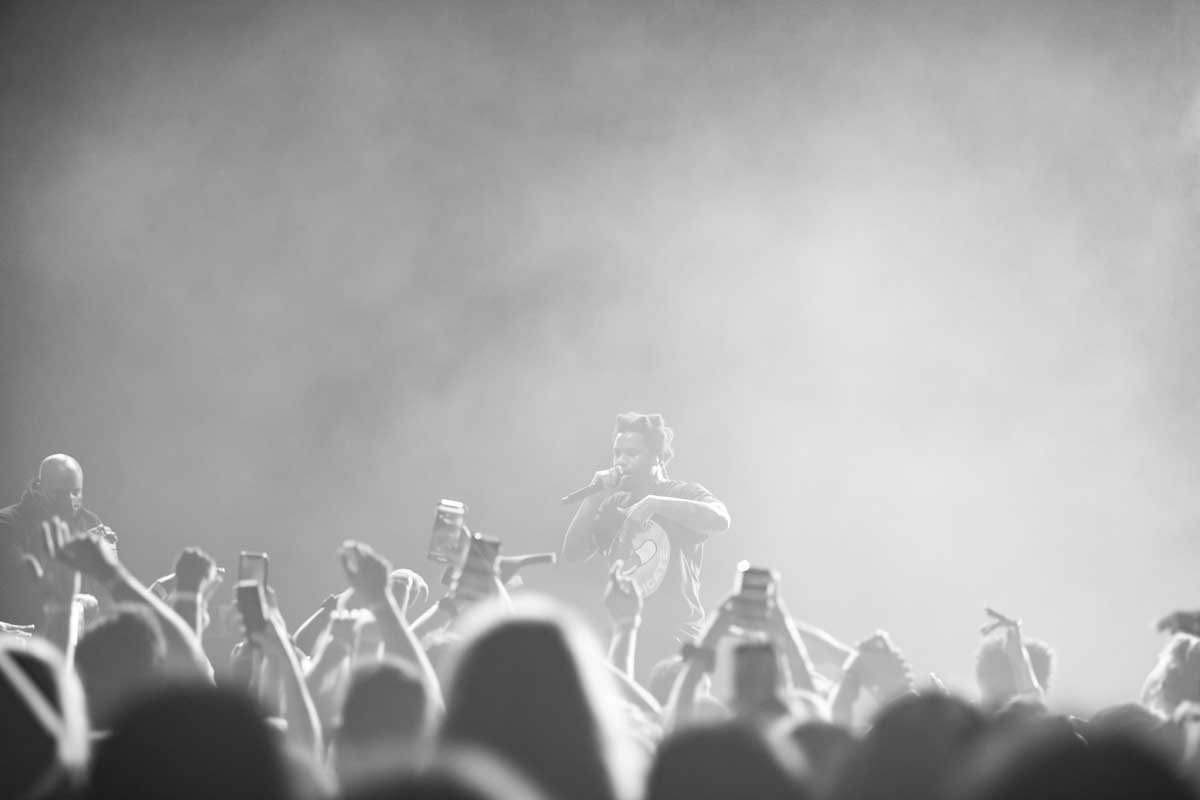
764,597,818,693
831,632,915,728
23,550,81,661
43,517,213,679
293,594,342,657
169,548,220,638
982,607,1044,701
665,599,739,730
627,495,730,538
339,540,444,712
251,603,323,758
604,562,643,678
562,467,624,562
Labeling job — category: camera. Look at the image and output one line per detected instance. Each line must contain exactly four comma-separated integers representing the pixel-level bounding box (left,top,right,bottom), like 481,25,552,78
734,560,779,623
448,532,502,602
427,499,467,564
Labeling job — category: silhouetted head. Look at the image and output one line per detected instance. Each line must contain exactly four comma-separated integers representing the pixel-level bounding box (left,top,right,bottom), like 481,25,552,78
646,720,808,800
832,692,987,800
1141,633,1200,716
345,746,549,800
333,658,434,791
975,635,1053,710
440,594,640,800
35,454,84,518
0,637,88,800
959,728,1192,800
787,720,857,797
1088,702,1183,765
612,412,674,486
75,605,166,730
88,683,291,800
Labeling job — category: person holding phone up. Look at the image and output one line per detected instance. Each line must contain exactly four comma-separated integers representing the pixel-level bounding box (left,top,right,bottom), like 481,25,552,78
563,412,731,679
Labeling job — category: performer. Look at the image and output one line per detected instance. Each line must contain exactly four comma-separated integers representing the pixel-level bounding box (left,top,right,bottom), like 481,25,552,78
0,454,114,627
563,412,730,676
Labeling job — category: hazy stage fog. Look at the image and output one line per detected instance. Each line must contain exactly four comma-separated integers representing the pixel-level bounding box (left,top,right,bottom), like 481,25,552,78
2,0,1198,709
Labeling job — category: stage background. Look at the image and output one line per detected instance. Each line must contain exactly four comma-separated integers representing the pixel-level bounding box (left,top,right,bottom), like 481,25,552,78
3,0,1199,710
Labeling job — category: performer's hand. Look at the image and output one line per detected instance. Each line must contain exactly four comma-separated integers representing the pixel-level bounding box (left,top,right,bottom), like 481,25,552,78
622,496,660,531
593,466,624,491
338,540,393,607
85,524,119,551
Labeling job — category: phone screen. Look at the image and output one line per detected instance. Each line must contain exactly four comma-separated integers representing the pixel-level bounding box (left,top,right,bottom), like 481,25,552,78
235,581,268,637
238,552,269,586
428,499,467,564
732,640,780,705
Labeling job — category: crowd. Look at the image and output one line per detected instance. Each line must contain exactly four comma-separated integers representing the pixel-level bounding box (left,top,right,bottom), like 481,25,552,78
5,462,1200,800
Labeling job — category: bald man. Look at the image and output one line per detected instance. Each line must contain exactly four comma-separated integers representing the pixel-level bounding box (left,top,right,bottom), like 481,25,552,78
0,454,110,626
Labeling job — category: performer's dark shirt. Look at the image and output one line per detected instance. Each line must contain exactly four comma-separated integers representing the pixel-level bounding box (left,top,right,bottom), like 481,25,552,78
0,486,103,627
595,479,722,660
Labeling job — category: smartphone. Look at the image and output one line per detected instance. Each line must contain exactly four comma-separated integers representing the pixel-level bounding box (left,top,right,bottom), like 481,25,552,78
235,580,268,638
450,532,502,600
427,499,467,564
732,639,782,708
238,552,269,587
734,561,779,622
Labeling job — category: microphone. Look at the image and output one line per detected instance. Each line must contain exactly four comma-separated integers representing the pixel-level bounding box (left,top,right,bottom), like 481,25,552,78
560,467,622,505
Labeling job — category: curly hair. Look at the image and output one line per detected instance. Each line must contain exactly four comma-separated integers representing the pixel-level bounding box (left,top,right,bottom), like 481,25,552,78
613,412,675,465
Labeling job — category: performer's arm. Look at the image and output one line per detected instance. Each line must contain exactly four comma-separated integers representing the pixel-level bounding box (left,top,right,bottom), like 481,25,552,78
631,495,730,537
562,493,607,562
562,467,624,562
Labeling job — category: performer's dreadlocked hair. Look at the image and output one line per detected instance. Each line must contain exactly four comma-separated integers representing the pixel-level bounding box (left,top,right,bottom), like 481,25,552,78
613,412,675,465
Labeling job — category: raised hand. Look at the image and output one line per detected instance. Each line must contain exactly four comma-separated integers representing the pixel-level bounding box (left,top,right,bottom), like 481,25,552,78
390,568,429,610
1157,609,1200,637
699,592,755,649
980,607,1020,636
21,550,80,608
84,523,119,550
42,516,119,583
604,561,643,623
849,631,914,699
0,620,34,637
174,547,219,594
338,541,393,606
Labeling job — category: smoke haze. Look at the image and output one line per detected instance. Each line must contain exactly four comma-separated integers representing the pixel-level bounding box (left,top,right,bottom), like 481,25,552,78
2,0,1199,707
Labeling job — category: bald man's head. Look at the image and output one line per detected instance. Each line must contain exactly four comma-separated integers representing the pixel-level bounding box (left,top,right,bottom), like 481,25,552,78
37,454,83,517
